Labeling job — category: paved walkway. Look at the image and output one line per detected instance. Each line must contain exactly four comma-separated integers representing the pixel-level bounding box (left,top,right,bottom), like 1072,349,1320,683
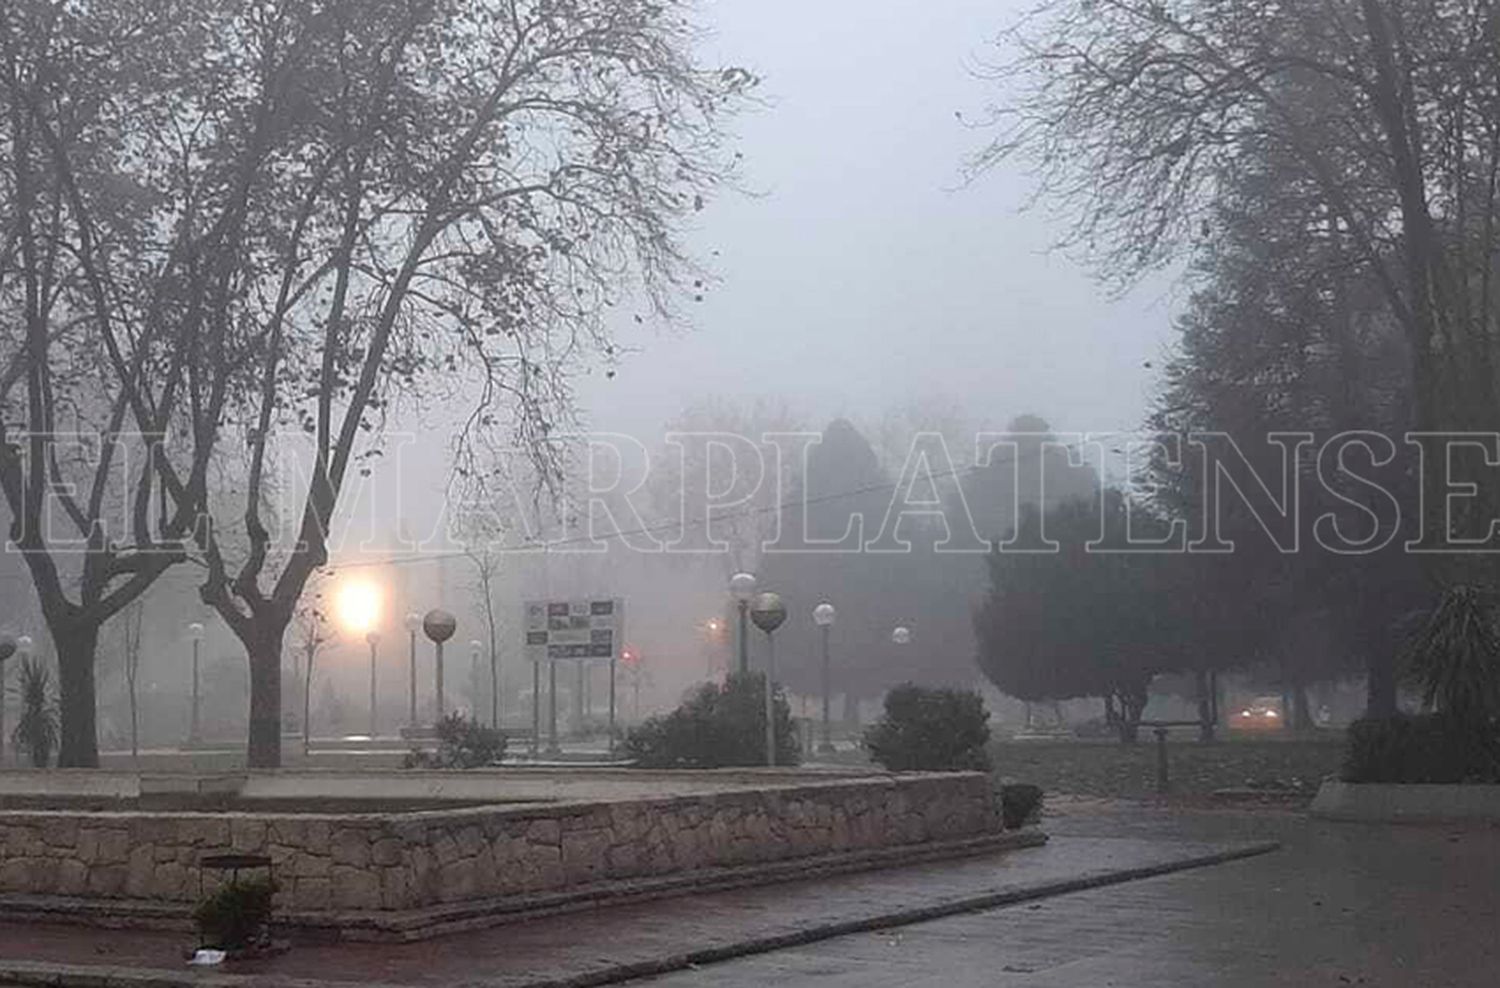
637,802,1500,988
0,826,1270,988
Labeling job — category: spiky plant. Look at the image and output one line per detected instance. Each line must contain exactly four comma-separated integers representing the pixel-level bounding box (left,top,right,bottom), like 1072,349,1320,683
1403,586,1500,726
11,657,59,768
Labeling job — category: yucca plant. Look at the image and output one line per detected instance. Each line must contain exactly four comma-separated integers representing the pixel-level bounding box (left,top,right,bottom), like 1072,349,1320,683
11,656,59,768
1403,586,1500,727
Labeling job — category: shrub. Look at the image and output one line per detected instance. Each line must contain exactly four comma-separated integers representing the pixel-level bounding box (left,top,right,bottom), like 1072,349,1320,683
864,684,992,772
11,657,58,768
194,877,277,950
1402,586,1500,726
624,672,800,768
1342,714,1500,784
404,713,506,769
1000,783,1044,828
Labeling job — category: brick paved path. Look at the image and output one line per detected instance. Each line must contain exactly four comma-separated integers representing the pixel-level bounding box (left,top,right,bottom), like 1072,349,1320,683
636,803,1500,988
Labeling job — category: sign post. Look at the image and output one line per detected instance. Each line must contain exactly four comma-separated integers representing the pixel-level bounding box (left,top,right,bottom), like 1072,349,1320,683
524,598,624,757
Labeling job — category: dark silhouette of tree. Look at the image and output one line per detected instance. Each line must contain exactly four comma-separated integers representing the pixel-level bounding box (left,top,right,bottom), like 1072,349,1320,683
976,491,1189,741
983,0,1500,560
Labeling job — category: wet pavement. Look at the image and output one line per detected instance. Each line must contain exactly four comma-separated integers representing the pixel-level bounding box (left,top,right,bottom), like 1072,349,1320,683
2,799,1496,987
636,801,1500,988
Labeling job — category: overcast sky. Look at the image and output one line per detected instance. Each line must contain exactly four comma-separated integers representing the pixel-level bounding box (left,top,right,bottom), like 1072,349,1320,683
577,0,1175,444
346,0,1180,551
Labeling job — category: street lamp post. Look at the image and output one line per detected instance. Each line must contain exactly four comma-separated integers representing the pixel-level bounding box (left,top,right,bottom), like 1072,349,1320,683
423,610,457,722
749,592,788,767
187,623,204,744
813,602,837,754
730,572,756,675
470,640,483,718
367,631,381,738
404,613,421,730
547,655,560,755
0,635,16,765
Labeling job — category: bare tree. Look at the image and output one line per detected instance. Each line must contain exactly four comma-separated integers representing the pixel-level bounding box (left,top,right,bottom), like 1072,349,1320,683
159,0,751,767
981,0,1500,546
292,593,335,759
117,601,144,764
0,3,247,765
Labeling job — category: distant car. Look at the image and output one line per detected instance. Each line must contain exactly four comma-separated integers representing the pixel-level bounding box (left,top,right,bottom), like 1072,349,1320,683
1232,695,1284,731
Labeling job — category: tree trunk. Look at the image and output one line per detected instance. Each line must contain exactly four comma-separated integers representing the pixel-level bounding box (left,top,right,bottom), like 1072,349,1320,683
128,676,138,762
1194,669,1216,743
246,630,285,769
56,625,100,768
1114,688,1146,744
1293,681,1315,733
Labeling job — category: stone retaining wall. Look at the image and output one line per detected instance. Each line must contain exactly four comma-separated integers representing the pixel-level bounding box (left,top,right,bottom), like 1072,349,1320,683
0,773,999,915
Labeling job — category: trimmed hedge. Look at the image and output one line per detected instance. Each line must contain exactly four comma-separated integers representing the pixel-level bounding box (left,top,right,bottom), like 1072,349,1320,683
624,672,800,768
1000,783,1044,828
864,684,991,772
1342,714,1500,784
403,713,507,769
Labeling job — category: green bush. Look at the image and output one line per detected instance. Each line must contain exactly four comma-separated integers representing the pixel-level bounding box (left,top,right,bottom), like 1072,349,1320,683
624,672,800,768
1000,783,1044,828
864,684,992,772
1342,714,1500,784
404,713,506,769
11,657,58,768
194,877,277,950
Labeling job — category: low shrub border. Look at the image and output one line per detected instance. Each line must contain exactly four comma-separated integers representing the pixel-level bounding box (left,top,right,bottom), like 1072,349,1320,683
1342,714,1500,784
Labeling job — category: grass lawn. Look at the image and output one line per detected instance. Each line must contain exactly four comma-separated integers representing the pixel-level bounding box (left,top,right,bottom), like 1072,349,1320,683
989,735,1347,801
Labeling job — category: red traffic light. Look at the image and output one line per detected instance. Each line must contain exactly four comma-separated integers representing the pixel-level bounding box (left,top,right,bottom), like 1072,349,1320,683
621,646,639,665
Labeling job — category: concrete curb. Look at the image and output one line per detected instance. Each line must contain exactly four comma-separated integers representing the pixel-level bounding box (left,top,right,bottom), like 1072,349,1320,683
0,839,1280,988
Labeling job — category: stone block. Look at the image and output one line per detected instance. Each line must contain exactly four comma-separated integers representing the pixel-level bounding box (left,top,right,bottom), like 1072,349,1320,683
330,866,381,910
303,819,331,855
125,845,156,897
86,863,126,896
331,827,371,867
455,825,484,858
0,858,31,892
230,818,267,853
290,853,331,878
525,818,560,845
381,867,410,909
437,859,478,902
294,876,332,911
149,861,189,900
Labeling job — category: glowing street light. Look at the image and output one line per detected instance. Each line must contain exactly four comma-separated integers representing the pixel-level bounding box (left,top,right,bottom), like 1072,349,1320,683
335,580,383,739
336,580,382,637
